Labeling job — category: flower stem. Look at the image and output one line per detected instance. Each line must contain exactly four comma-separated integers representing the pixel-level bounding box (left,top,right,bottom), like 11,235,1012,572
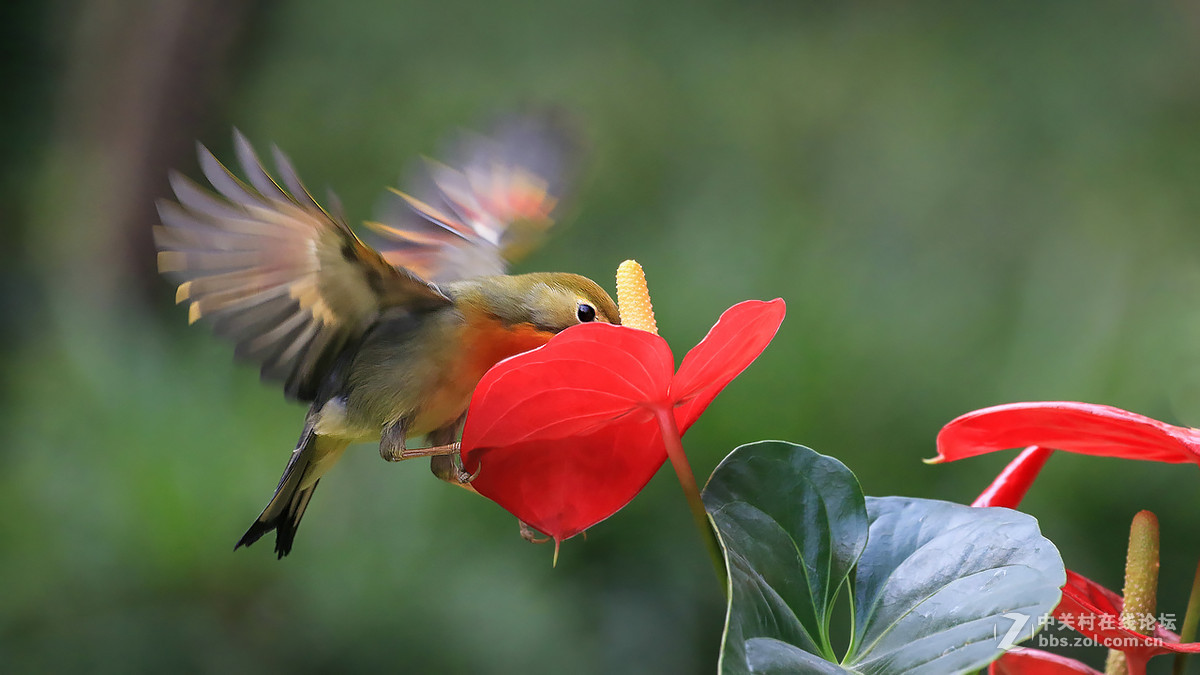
1171,560,1200,675
655,406,727,594
971,445,1053,508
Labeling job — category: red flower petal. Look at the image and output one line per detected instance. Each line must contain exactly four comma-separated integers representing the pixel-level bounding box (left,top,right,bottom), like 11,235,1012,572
1054,570,1200,671
463,323,674,449
989,648,1101,675
464,414,665,541
1058,569,1124,617
935,402,1200,465
972,446,1053,508
460,323,675,541
671,299,786,434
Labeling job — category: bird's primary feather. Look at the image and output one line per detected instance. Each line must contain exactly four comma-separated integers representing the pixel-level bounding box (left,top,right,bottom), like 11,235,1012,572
154,131,450,401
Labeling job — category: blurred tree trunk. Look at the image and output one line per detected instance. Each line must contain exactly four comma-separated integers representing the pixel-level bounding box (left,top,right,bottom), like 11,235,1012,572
32,0,258,319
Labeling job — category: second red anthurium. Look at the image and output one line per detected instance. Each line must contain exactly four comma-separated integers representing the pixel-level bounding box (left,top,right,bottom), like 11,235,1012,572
458,298,786,544
965,424,1200,675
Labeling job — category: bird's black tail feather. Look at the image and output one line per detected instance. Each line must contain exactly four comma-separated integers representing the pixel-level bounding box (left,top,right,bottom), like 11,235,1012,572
236,427,344,558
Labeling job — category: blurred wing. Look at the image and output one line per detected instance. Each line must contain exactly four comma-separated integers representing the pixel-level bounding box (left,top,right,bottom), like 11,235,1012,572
365,112,583,284
155,131,450,402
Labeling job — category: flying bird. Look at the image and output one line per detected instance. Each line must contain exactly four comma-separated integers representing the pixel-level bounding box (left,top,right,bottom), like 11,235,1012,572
154,115,619,557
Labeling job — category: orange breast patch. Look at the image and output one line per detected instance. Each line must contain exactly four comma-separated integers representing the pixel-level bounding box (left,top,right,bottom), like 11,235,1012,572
411,313,556,435
458,314,556,384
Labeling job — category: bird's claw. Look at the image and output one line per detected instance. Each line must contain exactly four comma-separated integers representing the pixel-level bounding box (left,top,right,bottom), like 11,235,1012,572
519,520,550,544
451,450,481,484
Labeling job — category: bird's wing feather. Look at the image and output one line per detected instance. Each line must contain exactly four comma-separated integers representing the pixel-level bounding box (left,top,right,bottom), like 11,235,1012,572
365,112,583,284
155,131,450,402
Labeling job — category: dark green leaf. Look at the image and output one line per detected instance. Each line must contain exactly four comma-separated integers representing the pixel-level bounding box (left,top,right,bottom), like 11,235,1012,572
705,442,1066,675
703,441,868,673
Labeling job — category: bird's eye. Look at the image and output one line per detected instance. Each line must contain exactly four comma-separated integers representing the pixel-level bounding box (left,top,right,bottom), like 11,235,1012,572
577,302,596,323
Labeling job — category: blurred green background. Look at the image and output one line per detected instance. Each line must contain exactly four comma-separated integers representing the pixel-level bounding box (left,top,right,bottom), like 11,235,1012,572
5,1,1200,672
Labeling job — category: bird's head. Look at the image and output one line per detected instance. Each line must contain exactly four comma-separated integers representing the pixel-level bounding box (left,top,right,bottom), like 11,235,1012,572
452,272,620,334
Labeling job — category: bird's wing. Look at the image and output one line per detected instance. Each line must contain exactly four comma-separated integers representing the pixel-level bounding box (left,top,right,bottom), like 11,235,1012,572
155,131,451,402
364,112,583,284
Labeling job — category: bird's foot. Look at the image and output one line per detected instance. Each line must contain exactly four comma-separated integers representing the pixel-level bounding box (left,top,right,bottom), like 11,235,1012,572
519,520,550,544
378,415,461,463
396,441,462,460
449,449,480,484
429,451,479,488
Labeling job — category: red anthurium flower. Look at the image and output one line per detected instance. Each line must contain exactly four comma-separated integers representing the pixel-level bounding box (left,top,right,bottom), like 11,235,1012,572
459,299,786,543
1054,569,1200,675
988,647,1101,675
935,401,1200,465
961,407,1200,675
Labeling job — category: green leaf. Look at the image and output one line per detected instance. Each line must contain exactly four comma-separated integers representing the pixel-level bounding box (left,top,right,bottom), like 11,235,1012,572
846,497,1064,674
742,638,852,675
704,441,1066,675
703,440,869,671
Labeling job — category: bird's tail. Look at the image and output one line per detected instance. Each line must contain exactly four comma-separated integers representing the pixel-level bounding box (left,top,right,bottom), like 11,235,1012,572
236,427,349,558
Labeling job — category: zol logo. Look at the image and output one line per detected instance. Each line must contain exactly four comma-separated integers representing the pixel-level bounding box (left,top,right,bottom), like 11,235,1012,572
997,612,1032,650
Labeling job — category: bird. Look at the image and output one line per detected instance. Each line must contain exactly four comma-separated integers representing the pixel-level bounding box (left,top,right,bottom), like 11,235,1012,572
154,114,620,558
